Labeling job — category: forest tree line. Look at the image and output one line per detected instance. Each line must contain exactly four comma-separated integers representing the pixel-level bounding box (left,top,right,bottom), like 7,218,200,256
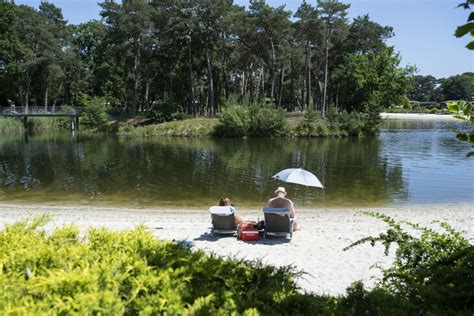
0,0,467,119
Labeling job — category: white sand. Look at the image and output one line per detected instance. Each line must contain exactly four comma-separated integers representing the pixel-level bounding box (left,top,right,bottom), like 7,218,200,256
381,112,458,121
1,203,473,296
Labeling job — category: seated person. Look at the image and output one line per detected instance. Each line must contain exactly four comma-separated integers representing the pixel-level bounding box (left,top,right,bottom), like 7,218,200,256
219,197,243,225
267,187,299,231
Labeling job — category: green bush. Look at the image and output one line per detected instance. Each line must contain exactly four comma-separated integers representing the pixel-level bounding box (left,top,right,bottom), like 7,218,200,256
338,111,366,136
78,95,108,129
346,212,474,313
213,105,251,137
147,98,180,123
2,215,472,314
0,216,323,314
295,110,320,136
213,103,288,137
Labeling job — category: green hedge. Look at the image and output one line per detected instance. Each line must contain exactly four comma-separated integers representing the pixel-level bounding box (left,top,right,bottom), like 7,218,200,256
213,104,288,137
0,216,327,315
2,215,472,314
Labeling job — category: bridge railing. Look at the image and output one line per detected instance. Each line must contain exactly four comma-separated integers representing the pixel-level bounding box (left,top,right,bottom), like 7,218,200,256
1,106,82,116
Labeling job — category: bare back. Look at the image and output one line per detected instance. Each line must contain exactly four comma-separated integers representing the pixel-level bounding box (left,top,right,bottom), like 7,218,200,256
267,196,296,218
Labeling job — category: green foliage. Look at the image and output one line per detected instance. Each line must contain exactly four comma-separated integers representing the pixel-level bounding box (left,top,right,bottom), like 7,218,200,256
447,100,474,156
455,1,474,49
147,98,181,124
337,111,368,136
441,72,474,100
345,212,474,312
0,0,410,125
0,215,335,315
78,94,108,129
0,117,23,131
213,105,251,137
408,75,438,102
294,109,380,137
333,47,414,113
213,104,288,137
295,109,327,137
118,121,215,137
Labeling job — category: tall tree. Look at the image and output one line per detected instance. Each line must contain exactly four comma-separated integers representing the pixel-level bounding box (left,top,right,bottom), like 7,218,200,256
440,72,474,100
332,47,414,112
248,1,291,104
0,1,22,105
317,0,350,116
408,75,438,102
100,0,154,112
294,1,322,111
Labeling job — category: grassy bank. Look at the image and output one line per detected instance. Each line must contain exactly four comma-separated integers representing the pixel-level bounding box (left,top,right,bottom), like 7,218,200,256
1,214,472,314
114,108,379,138
0,117,69,132
116,118,218,137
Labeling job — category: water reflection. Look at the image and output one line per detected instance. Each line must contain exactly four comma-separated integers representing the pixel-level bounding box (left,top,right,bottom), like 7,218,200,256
0,120,472,208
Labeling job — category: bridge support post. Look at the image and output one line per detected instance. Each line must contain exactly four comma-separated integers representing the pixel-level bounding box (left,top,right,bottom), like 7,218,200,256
70,117,75,131
23,116,27,129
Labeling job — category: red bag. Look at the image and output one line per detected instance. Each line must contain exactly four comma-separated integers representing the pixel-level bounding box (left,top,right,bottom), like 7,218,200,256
238,222,259,241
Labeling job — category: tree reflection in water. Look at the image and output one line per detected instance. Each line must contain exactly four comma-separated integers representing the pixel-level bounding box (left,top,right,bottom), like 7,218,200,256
0,133,411,208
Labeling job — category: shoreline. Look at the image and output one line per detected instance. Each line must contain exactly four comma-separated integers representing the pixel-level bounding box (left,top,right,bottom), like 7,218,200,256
380,112,458,121
1,203,473,296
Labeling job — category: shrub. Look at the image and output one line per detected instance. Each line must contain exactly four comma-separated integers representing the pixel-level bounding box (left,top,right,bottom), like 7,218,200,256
213,104,250,137
295,110,319,136
147,98,179,123
338,111,366,136
247,104,287,137
214,103,287,137
0,216,332,315
78,95,108,129
345,212,474,313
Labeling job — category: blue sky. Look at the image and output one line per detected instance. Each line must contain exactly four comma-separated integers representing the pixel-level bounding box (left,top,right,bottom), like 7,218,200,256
15,0,474,78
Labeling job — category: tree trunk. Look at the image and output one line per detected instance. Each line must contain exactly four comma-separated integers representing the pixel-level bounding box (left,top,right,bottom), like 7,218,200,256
44,83,49,112
322,31,330,118
300,74,305,113
187,36,195,116
205,47,215,116
53,82,63,114
25,71,30,113
260,66,265,103
306,42,312,110
134,37,141,113
145,78,150,110
238,71,245,103
290,57,295,112
249,64,254,104
270,38,276,105
278,60,285,108
221,56,230,102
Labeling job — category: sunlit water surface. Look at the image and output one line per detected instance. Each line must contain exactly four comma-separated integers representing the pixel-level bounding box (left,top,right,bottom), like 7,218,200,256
0,119,472,208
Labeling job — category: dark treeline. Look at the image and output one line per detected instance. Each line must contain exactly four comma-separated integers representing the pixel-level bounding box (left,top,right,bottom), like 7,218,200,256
408,72,474,102
0,0,414,117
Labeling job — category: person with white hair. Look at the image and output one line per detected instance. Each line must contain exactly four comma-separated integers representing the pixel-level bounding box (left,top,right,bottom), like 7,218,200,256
267,187,299,231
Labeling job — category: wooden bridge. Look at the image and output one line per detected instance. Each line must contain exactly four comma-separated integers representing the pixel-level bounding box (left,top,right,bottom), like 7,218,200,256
1,106,82,130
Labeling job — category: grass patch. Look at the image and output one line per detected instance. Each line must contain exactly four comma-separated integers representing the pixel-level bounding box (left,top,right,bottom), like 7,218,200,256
117,118,217,137
0,117,23,131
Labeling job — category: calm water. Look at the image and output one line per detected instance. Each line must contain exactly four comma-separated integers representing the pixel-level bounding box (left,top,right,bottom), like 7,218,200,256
0,120,472,208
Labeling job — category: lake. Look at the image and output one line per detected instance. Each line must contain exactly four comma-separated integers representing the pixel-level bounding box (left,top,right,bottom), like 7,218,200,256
0,119,472,208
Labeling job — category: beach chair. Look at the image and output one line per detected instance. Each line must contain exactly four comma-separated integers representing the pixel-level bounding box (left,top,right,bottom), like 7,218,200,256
209,206,237,235
262,207,293,239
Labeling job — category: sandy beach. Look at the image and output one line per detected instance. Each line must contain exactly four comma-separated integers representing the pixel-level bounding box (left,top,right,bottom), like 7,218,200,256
380,112,459,121
1,203,472,296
